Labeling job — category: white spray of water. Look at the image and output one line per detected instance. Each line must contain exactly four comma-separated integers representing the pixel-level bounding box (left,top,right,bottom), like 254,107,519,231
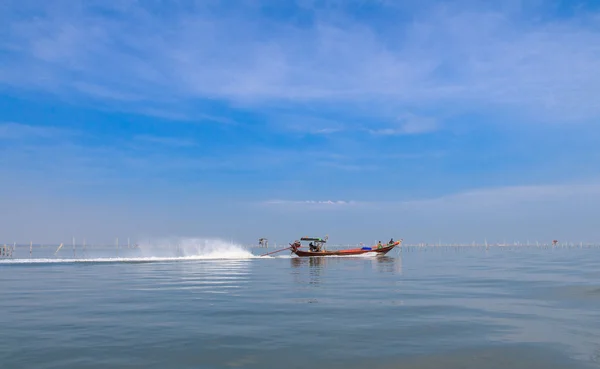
136,237,255,259
0,237,259,264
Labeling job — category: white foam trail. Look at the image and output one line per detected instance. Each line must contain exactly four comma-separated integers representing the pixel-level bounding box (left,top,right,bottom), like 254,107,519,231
0,237,257,264
0,256,249,264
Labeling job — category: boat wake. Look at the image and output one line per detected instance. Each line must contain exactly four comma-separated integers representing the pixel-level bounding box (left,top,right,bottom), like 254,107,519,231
0,238,258,265
0,238,390,265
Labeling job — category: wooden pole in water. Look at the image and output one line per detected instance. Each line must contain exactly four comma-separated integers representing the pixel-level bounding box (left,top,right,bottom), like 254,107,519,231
116,237,119,257
83,239,86,258
30,241,32,258
73,236,76,258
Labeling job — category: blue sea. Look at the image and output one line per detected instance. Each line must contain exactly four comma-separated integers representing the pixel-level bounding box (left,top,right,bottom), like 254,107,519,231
1,241,599,368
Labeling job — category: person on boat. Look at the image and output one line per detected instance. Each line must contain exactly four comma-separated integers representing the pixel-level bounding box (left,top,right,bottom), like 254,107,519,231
309,242,321,252
377,241,383,249
389,238,394,245
290,241,301,252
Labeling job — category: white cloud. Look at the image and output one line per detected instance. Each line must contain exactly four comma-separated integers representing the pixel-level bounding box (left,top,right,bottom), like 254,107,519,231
1,1,599,126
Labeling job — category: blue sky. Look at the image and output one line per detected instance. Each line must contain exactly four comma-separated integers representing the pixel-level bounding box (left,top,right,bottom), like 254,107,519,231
1,0,600,244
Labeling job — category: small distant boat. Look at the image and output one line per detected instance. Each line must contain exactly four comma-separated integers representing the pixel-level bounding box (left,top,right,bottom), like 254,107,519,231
290,236,401,257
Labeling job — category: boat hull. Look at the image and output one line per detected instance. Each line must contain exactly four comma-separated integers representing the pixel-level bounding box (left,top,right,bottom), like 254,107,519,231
292,241,400,257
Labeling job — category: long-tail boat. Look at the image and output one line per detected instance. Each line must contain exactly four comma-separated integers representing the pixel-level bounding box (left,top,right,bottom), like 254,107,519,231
289,236,402,257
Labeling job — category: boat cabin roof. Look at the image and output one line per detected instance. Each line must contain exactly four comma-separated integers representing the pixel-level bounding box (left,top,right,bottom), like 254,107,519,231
300,237,326,243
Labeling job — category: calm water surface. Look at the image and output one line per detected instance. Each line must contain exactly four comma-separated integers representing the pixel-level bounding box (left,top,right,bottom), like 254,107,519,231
1,246,599,368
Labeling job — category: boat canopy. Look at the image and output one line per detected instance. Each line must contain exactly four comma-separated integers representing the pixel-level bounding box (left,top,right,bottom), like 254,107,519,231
300,237,326,243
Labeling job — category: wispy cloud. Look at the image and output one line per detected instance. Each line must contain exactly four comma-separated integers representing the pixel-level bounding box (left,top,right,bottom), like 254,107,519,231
2,1,599,127
72,81,143,102
264,199,358,206
125,107,237,124
133,134,196,148
369,113,439,135
404,183,600,210
369,182,600,212
262,182,600,212
316,161,376,172
271,115,347,135
0,122,70,140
